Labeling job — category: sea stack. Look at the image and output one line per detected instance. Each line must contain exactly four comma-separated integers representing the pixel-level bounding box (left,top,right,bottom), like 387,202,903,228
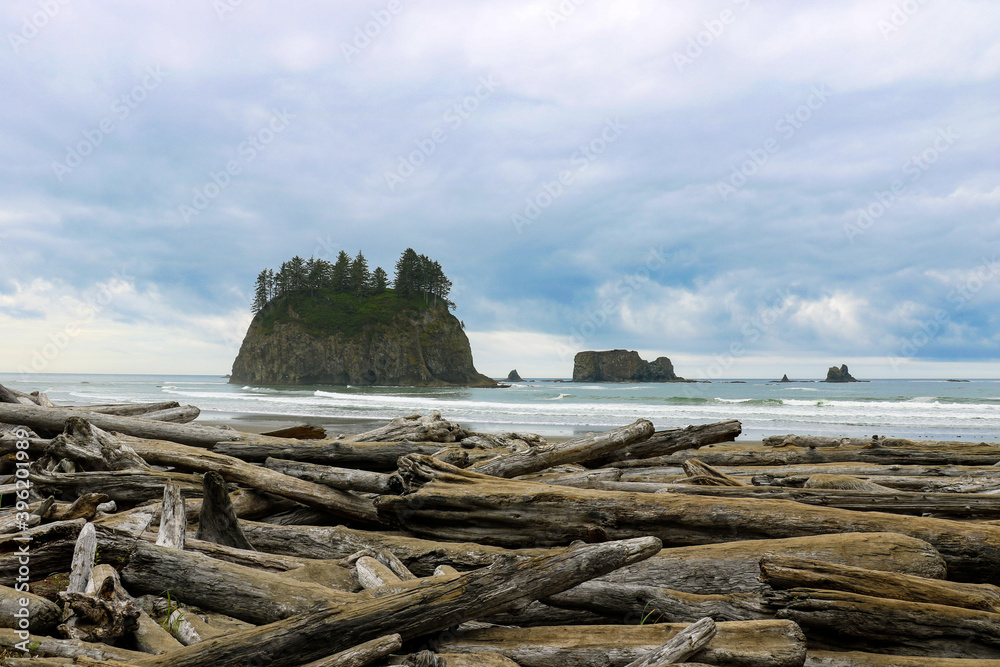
572,350,682,382
231,297,495,387
506,369,523,382
825,364,859,383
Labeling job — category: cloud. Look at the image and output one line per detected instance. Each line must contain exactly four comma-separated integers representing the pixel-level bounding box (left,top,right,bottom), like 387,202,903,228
1,0,998,376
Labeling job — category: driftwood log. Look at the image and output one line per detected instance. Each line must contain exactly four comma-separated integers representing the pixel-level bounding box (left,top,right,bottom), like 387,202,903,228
378,455,1000,582
130,537,662,667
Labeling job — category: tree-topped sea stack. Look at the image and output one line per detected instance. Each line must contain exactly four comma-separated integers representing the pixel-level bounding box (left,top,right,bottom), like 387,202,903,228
231,249,495,387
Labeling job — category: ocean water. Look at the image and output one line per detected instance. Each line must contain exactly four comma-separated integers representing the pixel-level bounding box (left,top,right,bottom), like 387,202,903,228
4,373,1000,442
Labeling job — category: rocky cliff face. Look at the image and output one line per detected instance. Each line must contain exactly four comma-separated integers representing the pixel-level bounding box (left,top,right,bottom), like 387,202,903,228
572,350,682,382
230,301,495,387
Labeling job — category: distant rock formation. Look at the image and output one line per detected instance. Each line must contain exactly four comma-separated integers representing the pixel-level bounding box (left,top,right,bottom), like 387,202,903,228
572,350,682,382
506,369,523,382
780,374,791,382
231,298,495,387
825,364,858,383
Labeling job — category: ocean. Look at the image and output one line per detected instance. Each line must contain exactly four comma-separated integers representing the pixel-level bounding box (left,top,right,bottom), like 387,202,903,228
4,373,1000,442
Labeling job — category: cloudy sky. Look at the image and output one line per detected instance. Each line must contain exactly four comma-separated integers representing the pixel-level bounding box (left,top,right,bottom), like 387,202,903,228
2,0,998,380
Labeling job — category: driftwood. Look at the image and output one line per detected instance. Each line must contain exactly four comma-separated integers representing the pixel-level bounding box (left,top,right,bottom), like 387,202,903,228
544,580,770,623
0,584,61,632
59,564,140,645
300,633,402,667
0,402,241,448
378,455,1000,582
341,411,468,443
130,537,662,667
624,617,716,666
613,440,1000,468
118,435,379,524
805,650,1000,665
435,620,807,667
470,419,654,478
761,555,1000,613
154,482,185,549
195,471,253,550
214,440,461,470
264,458,394,494
649,483,1000,519
591,420,743,466
769,588,1000,658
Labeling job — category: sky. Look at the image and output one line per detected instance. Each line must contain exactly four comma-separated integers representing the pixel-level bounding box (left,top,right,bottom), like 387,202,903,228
1,0,999,380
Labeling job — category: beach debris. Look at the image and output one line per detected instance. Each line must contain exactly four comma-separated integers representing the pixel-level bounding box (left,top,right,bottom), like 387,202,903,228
7,384,1000,662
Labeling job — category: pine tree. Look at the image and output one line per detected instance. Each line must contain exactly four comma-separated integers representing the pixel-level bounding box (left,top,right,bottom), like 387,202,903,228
332,251,352,293
393,248,419,296
350,251,371,297
252,269,269,313
372,267,388,294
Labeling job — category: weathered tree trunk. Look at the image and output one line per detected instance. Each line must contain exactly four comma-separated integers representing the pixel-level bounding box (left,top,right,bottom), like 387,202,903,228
133,405,201,423
213,440,462,470
58,564,141,645
42,418,150,472
341,411,468,443
377,455,1000,583
590,420,743,467
760,556,1000,613
0,584,61,633
646,484,1000,519
469,419,654,478
265,458,394,494
624,617,716,667
130,537,662,667
154,482,186,550
769,588,1000,658
611,440,1000,468
118,435,379,524
544,580,770,623
300,633,402,667
29,468,205,505
0,402,240,448
237,521,946,591
805,650,1000,666
96,527,355,624
0,627,148,662
435,620,807,667
196,471,254,550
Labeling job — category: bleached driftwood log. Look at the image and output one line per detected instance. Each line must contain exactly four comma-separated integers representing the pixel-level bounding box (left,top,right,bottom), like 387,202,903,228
264,458,394,494
130,537,663,667
623,617,716,667
435,620,806,667
378,455,1000,582
590,420,742,466
196,471,254,550
341,411,468,443
470,419,654,478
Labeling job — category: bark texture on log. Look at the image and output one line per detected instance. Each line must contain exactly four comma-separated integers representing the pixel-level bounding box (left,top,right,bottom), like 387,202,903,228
299,633,402,667
470,419,654,478
623,617,716,667
195,471,254,550
761,555,1000,612
770,588,1000,658
131,537,662,667
805,650,1000,666
591,420,742,467
378,455,998,582
436,620,807,667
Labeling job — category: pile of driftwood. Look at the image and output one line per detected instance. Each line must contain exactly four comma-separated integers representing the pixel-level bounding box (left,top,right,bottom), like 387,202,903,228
5,383,1000,666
